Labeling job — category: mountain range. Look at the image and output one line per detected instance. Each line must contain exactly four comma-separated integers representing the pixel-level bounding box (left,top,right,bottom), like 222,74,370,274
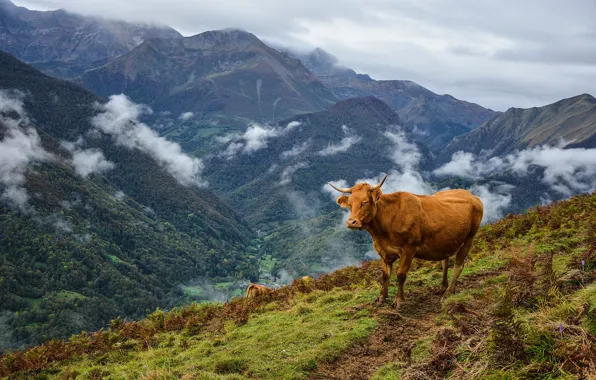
293,47,497,151
0,0,498,152
76,29,338,125
0,0,181,78
440,93,596,161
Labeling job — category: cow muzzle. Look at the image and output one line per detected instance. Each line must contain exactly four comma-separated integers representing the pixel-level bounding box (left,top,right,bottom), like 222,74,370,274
346,218,363,230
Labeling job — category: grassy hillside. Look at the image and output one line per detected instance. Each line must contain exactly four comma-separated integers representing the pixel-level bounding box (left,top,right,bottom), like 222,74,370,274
2,191,595,379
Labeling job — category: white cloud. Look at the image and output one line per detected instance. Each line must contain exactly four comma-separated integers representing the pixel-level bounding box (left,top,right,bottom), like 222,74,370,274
469,184,512,224
356,170,435,196
323,128,433,200
0,90,26,115
383,129,421,171
279,162,308,185
243,124,281,153
221,120,300,158
0,90,51,211
61,138,115,178
286,121,301,130
91,94,206,187
317,136,361,156
434,151,508,179
280,141,309,158
316,125,361,156
179,111,194,120
322,179,350,201
71,148,115,178
436,146,596,196
511,145,596,196
114,190,126,200
356,128,434,195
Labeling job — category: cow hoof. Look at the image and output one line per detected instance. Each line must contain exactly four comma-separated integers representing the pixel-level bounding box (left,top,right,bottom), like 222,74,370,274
441,290,455,302
392,299,404,309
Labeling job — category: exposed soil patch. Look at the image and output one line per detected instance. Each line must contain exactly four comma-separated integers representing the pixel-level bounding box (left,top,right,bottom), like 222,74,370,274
310,271,496,380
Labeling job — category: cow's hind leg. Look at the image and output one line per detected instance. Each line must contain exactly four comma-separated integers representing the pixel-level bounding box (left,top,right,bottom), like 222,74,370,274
441,258,449,291
445,237,474,295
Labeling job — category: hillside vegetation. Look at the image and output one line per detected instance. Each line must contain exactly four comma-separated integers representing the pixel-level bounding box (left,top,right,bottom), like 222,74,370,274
2,191,595,379
0,51,256,349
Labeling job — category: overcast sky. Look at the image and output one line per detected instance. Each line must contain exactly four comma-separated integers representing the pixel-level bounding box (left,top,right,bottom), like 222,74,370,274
13,0,596,111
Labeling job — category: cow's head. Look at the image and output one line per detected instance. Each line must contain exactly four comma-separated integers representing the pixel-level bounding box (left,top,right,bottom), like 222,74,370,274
329,175,388,230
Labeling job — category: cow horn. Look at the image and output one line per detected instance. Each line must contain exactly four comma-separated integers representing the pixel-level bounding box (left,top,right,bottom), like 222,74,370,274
328,182,352,193
371,174,388,190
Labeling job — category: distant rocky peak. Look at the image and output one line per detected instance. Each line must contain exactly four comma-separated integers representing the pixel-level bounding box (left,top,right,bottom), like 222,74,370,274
302,47,356,77
185,28,263,49
0,0,18,11
308,47,339,67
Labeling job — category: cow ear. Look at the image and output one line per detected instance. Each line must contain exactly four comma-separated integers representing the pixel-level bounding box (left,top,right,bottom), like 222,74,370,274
336,195,349,208
372,188,382,202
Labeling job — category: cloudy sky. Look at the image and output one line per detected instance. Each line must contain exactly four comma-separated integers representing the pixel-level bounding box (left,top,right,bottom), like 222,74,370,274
13,0,596,111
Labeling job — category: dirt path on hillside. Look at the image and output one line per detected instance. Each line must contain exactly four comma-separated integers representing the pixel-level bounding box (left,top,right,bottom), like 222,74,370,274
310,272,497,380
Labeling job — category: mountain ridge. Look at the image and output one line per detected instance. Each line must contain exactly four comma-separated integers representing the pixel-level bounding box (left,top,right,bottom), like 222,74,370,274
0,0,181,78
440,93,596,161
76,29,338,124
290,47,497,151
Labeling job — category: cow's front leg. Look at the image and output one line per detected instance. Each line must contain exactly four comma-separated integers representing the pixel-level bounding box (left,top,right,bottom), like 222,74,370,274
393,247,415,309
376,258,394,304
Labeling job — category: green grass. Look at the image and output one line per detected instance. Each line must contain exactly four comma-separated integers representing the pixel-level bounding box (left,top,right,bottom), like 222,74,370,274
42,289,377,379
372,362,404,379
54,290,87,301
107,254,125,265
180,285,204,297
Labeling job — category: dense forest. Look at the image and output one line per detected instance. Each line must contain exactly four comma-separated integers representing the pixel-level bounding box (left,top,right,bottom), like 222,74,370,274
0,51,257,349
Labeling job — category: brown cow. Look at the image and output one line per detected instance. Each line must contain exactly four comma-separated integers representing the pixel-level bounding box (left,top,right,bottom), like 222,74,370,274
330,175,483,308
245,284,275,299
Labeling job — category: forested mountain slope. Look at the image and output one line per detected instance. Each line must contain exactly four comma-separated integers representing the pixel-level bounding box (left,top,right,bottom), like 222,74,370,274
0,51,255,349
204,96,432,228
